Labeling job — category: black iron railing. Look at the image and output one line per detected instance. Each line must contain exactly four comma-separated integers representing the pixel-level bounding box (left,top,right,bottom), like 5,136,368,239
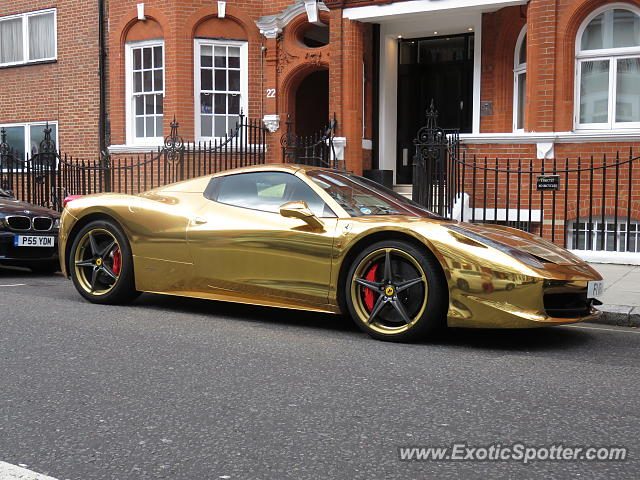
452,151,640,252
410,101,640,253
281,113,341,169
0,114,268,211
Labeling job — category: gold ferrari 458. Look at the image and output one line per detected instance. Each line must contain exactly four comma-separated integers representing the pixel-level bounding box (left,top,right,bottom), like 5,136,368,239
59,164,603,342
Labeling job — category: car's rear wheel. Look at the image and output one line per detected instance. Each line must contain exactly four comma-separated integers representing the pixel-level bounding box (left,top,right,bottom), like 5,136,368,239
345,240,447,342
69,219,140,304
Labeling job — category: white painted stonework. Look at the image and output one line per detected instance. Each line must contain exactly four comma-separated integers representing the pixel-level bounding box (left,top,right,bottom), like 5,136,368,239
536,142,555,160
330,136,347,161
256,1,329,39
344,0,527,22
460,131,640,144
263,114,281,133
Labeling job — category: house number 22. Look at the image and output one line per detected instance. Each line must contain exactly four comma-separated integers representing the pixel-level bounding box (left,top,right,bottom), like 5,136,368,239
266,89,276,98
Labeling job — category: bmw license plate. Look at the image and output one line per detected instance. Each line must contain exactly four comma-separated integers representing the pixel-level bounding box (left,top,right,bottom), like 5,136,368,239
13,235,55,247
587,280,604,298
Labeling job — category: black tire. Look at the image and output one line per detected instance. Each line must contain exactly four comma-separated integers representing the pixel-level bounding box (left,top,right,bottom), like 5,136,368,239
345,240,447,342
457,278,470,291
29,261,60,275
68,219,140,304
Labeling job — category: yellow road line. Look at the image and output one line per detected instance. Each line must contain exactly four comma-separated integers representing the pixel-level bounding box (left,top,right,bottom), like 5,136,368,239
561,324,640,334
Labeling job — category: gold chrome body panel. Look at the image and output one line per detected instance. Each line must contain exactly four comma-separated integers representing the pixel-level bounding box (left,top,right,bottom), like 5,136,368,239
59,164,603,327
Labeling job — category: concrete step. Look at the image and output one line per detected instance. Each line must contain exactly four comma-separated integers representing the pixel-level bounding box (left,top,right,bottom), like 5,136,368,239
393,184,412,200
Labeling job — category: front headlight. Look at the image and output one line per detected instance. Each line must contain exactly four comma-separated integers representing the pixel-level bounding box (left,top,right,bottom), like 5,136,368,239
53,218,61,229
447,225,545,269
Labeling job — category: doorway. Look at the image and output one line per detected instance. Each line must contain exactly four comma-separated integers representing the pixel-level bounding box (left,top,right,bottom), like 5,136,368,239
295,69,329,137
396,33,474,184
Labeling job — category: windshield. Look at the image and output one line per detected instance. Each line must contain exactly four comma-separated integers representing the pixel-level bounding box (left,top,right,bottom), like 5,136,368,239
0,187,12,198
306,170,443,219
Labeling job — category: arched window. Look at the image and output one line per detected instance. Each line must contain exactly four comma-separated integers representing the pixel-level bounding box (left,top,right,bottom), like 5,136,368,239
513,26,527,131
576,5,640,130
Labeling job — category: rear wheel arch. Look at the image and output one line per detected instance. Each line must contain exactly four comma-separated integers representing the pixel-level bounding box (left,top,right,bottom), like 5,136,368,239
336,231,448,315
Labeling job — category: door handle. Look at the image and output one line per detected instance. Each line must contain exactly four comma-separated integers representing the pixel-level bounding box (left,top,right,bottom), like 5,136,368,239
193,216,208,225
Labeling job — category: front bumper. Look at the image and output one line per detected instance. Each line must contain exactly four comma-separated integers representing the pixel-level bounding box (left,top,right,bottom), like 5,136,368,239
446,263,604,329
0,231,59,266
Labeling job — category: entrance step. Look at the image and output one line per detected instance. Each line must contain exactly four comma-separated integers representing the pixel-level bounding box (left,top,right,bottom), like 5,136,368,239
393,184,412,200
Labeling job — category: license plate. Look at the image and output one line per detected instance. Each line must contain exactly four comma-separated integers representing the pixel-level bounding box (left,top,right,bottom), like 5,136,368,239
13,235,55,247
587,280,604,298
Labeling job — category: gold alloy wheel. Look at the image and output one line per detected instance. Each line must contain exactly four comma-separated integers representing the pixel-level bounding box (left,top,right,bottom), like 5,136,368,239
73,228,121,296
350,248,428,335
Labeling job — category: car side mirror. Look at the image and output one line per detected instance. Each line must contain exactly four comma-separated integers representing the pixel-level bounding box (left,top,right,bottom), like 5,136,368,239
279,200,324,230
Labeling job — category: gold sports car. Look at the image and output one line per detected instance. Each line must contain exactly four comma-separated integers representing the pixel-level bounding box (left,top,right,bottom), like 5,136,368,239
59,164,603,342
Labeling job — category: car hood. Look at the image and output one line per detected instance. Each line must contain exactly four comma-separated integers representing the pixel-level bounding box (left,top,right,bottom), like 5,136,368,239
0,196,60,217
452,222,583,265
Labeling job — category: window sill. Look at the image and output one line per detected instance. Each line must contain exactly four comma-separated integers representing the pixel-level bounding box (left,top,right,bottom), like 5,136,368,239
459,131,640,144
108,142,268,154
0,59,57,70
108,144,164,154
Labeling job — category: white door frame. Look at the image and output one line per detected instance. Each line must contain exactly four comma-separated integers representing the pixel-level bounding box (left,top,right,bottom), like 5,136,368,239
377,14,483,184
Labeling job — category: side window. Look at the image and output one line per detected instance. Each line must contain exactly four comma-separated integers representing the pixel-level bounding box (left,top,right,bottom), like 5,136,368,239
211,172,335,217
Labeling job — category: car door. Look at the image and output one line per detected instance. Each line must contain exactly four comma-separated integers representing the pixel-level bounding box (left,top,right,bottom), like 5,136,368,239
186,171,338,308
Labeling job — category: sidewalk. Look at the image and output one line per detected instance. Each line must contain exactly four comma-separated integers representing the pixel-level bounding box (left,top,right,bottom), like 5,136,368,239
589,263,640,327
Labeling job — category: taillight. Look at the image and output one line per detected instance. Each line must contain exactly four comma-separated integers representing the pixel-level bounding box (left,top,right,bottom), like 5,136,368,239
63,195,83,208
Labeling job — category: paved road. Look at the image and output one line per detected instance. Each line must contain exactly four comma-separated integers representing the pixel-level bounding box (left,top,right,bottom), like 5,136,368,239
0,267,639,480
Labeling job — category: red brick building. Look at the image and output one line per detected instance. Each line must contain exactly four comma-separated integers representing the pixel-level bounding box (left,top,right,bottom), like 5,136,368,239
2,0,638,256
0,0,105,158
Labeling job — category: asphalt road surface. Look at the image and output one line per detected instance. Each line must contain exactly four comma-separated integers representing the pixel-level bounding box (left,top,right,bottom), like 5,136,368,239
0,266,639,480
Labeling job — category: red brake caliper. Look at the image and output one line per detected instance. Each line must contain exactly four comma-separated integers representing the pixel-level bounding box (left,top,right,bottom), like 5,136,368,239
363,264,379,312
112,247,122,276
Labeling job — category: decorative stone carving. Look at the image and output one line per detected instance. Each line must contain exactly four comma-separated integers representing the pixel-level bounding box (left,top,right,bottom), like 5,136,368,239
304,51,325,65
277,36,298,74
256,0,329,39
330,136,347,161
263,114,281,133
536,142,555,160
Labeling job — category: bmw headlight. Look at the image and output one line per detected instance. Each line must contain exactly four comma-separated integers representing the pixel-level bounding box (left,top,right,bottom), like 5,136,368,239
447,225,545,269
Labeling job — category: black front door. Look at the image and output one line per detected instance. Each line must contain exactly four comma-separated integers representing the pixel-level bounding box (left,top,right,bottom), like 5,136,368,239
396,33,474,184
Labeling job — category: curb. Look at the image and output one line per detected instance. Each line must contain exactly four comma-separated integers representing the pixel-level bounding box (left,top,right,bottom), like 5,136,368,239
593,304,640,327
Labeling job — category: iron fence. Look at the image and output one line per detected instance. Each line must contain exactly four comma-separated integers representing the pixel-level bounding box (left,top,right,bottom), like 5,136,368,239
453,151,640,252
411,101,640,253
281,113,341,169
0,115,267,211
412,101,459,216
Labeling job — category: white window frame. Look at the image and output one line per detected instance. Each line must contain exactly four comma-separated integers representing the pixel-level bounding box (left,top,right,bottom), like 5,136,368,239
194,38,248,141
574,3,640,131
513,26,527,132
0,8,57,67
125,39,165,146
0,121,58,168
567,216,640,252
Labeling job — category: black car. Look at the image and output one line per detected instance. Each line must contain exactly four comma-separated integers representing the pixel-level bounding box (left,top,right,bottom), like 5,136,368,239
0,187,60,273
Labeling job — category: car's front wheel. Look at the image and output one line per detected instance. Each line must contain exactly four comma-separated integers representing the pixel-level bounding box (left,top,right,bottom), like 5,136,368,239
345,240,447,342
69,219,140,304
